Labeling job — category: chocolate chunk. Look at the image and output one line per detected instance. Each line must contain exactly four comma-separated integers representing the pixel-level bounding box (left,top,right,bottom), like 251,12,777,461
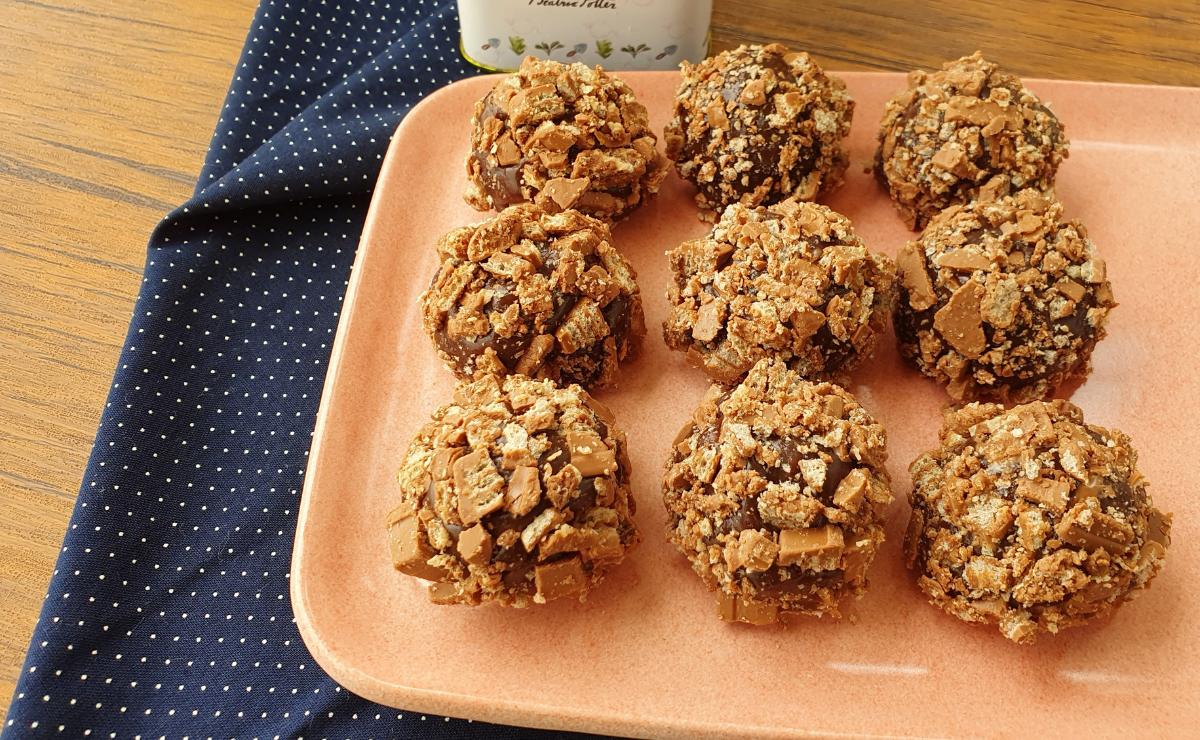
663,359,891,622
565,431,616,477
936,248,992,271
832,468,869,511
463,58,666,222
896,243,937,311
385,374,641,607
664,199,896,384
692,300,724,343
892,189,1115,403
506,465,542,517
716,591,779,625
534,556,587,601
906,399,1170,644
540,177,590,211
778,525,844,566
421,203,645,390
457,524,493,565
1016,477,1070,515
429,447,465,481
873,52,1068,229
664,44,853,216
1055,500,1134,554
933,278,987,359
1055,278,1087,302
389,516,449,581
453,449,505,525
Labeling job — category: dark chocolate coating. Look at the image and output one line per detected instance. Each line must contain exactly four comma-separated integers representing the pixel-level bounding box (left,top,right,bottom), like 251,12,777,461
431,242,634,388
674,392,861,599
677,55,817,206
664,44,853,215
871,52,1069,229
469,94,527,209
893,230,1100,391
463,58,668,221
662,200,896,385
389,374,642,607
891,191,1113,403
421,204,644,390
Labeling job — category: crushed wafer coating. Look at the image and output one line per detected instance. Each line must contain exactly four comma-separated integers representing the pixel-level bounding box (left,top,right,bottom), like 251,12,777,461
463,56,669,222
386,374,641,607
663,199,896,385
664,44,854,221
906,400,1171,644
893,189,1115,403
662,359,892,623
421,203,645,389
873,52,1069,230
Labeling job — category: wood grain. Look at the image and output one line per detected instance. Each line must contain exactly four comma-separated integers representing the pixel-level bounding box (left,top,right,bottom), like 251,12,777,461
0,0,258,720
0,0,1196,723
710,0,1200,86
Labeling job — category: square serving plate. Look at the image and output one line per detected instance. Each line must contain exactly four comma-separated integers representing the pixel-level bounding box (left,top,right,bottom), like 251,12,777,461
292,71,1200,739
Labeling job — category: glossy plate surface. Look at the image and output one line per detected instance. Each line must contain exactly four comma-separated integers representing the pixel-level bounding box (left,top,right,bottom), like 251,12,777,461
292,71,1200,739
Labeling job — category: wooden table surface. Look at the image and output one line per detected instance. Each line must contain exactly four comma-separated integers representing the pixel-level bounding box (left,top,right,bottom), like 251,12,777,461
1,0,1197,722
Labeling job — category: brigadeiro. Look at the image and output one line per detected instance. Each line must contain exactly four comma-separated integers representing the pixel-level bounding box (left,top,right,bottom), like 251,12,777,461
662,359,892,624
907,400,1171,644
663,198,895,385
386,374,641,607
893,188,1115,403
664,44,854,221
463,56,669,222
421,204,644,389
873,51,1069,229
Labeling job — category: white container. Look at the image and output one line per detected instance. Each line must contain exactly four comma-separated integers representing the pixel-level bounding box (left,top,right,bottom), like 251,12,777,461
456,0,712,72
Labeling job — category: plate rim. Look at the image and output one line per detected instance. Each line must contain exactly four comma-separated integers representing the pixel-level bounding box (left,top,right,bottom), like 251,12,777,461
290,69,1199,740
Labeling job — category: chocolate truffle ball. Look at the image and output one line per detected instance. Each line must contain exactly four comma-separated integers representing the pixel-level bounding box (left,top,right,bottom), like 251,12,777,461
662,359,892,624
906,400,1171,644
664,44,853,220
421,204,645,389
893,188,1115,403
463,56,669,222
386,374,641,607
663,199,896,385
873,51,1069,229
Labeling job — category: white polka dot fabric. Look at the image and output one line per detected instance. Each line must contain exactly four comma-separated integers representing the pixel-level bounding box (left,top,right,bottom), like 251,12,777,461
4,2,605,737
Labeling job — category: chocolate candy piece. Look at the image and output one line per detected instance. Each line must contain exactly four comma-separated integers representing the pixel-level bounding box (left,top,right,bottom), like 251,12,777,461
906,400,1171,645
463,56,669,222
421,203,645,390
664,44,853,220
893,189,1115,403
873,51,1069,229
661,358,893,622
385,374,641,607
663,199,896,385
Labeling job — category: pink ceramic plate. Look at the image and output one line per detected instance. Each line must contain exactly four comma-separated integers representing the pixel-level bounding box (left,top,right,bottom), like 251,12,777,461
292,72,1200,739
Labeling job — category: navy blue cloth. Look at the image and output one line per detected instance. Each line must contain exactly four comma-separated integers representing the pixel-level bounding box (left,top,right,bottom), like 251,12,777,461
4,2,602,738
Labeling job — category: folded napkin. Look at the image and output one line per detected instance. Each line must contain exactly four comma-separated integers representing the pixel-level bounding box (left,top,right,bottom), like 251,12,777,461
5,2,603,737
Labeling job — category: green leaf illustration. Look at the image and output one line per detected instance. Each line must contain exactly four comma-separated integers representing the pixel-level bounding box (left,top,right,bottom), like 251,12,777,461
535,40,564,56
595,40,613,59
621,43,651,58
508,36,526,55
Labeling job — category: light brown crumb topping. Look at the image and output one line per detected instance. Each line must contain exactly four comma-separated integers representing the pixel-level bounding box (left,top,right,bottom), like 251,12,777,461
893,189,1115,403
664,199,896,385
906,399,1170,644
873,51,1069,230
464,56,669,222
386,374,641,607
664,44,854,221
662,358,892,623
421,203,645,390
